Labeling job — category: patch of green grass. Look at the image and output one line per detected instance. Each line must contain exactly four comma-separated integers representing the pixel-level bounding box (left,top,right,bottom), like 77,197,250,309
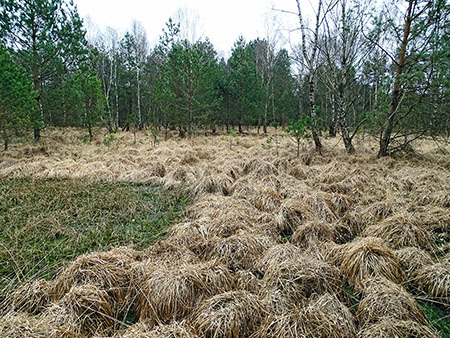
0,178,190,293
419,300,450,337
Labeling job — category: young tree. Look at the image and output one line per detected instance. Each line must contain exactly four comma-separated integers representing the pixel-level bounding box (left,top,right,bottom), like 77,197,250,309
370,0,449,156
228,37,263,133
293,0,337,153
80,72,106,140
0,47,35,150
157,39,220,136
0,0,87,140
321,0,372,154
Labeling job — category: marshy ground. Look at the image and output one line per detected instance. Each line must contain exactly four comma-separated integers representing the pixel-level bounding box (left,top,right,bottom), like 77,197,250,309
0,128,449,337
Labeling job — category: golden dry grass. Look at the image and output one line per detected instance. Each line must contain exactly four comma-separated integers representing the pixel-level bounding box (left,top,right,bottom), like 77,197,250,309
356,278,426,326
335,237,405,290
1,128,449,337
189,290,266,337
357,319,440,338
136,260,233,324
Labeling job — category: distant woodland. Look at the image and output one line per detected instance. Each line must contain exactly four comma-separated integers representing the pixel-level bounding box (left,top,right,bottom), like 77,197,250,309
0,0,449,156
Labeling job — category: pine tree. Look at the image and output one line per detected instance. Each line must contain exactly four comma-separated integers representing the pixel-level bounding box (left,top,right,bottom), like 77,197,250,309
0,47,35,150
0,0,87,140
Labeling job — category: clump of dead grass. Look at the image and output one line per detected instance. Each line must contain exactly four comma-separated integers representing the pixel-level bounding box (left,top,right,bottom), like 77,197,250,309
394,247,434,278
413,261,450,302
49,247,141,313
165,221,211,256
250,188,283,213
207,230,275,271
275,198,313,235
242,158,278,178
262,255,343,304
145,237,199,262
234,270,262,293
9,280,51,315
192,174,233,196
115,320,195,338
291,219,335,248
363,213,435,251
189,290,266,337
0,312,54,338
255,306,306,337
302,293,357,338
336,237,405,290
357,319,440,338
43,284,114,336
137,260,233,324
257,243,303,273
356,278,426,327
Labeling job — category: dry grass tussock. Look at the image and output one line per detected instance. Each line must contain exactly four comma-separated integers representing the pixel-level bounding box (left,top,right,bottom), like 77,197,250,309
1,128,449,336
356,278,426,327
413,261,450,303
189,290,266,337
357,319,440,338
137,260,233,324
333,237,405,290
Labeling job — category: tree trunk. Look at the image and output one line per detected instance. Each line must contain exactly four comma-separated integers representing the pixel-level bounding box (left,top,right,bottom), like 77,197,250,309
378,0,414,157
31,22,41,142
308,76,323,153
136,67,142,128
88,122,93,142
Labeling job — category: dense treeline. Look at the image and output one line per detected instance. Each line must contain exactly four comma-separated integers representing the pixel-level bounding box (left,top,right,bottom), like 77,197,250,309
0,0,449,155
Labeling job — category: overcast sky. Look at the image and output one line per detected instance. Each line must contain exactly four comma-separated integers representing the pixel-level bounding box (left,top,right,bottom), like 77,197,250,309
74,0,310,56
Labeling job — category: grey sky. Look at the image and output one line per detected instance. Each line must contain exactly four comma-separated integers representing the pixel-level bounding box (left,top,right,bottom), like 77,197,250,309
74,0,307,55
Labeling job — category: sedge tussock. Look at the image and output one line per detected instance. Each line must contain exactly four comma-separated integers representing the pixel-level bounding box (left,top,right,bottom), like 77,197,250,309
10,280,51,315
302,293,356,338
289,164,308,180
301,194,339,224
413,261,450,302
272,158,292,174
275,199,313,235
137,260,233,323
262,255,343,304
114,320,196,338
249,188,283,213
356,278,426,327
259,174,282,191
257,243,304,273
234,270,262,293
229,176,258,197
394,247,434,277
144,240,200,266
356,200,399,226
207,230,276,271
242,158,279,178
318,161,351,184
189,290,266,338
0,312,56,338
188,195,258,221
167,167,188,182
357,319,440,338
43,284,114,337
338,237,405,290
49,247,142,313
179,151,199,165
363,213,435,251
166,222,212,256
192,174,233,196
255,305,307,338
291,219,335,248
